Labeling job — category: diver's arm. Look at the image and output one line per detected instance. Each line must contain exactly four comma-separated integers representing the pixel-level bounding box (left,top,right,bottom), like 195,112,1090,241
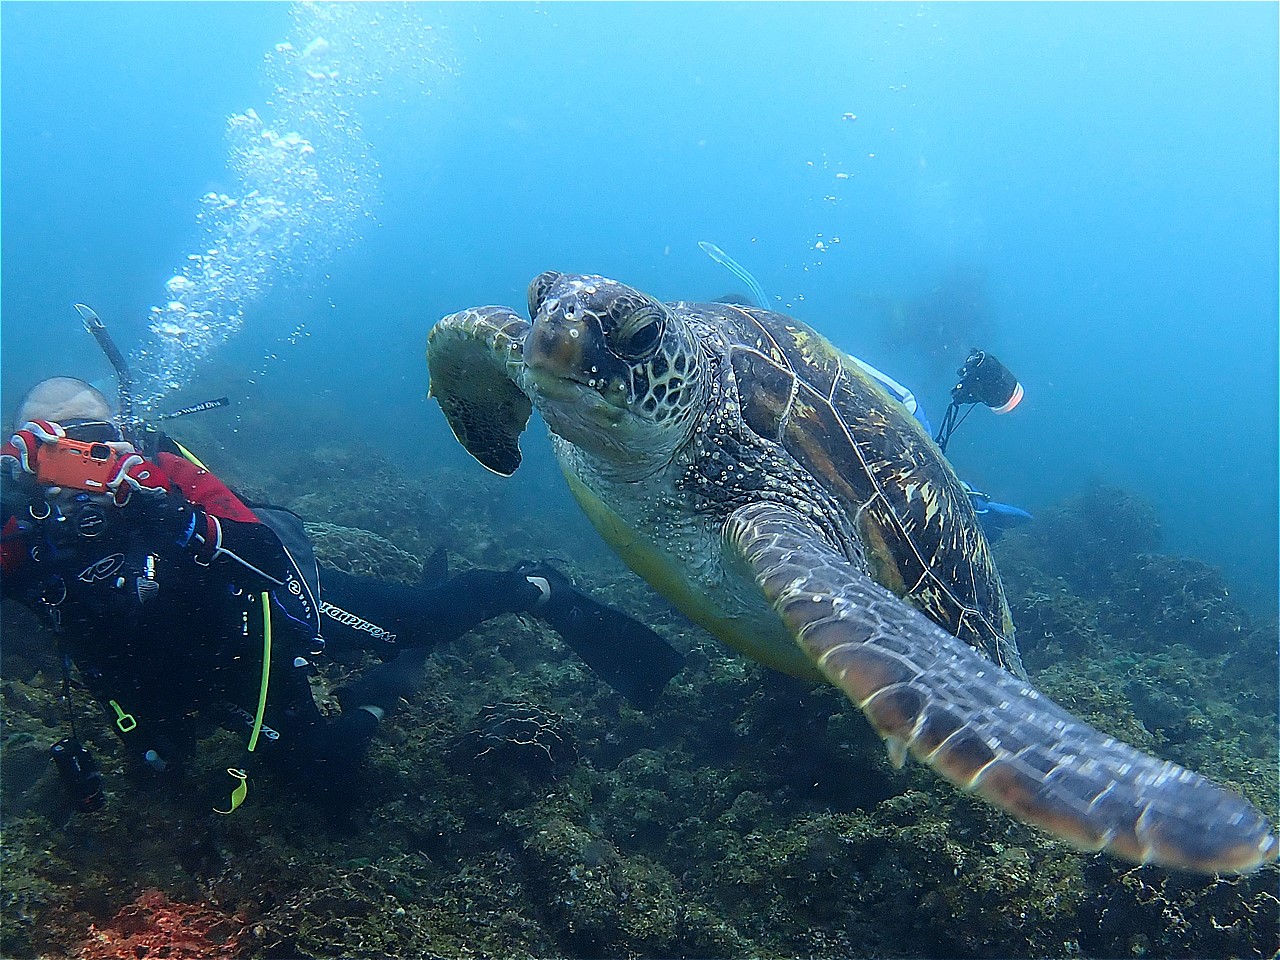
151,452,289,589
194,512,290,587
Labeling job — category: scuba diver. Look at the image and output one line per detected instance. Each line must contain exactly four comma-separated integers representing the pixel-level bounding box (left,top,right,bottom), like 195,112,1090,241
700,241,1033,538
2,356,684,817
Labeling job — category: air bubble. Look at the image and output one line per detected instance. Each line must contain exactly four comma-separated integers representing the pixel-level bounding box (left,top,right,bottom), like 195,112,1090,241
132,3,452,408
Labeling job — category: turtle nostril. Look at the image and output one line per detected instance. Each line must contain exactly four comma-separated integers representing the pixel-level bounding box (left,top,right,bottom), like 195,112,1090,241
526,318,585,376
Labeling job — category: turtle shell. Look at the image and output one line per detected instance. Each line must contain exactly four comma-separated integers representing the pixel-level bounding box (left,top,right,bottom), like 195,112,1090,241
710,302,1022,676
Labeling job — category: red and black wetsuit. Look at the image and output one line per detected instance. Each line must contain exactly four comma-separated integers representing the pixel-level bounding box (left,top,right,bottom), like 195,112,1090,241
0,437,363,787
2,430,680,807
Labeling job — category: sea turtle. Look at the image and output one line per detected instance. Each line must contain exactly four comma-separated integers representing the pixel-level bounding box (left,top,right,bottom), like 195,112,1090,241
427,271,1277,874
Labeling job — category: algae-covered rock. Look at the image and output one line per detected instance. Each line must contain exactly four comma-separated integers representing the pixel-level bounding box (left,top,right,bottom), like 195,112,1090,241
451,699,578,784
682,790,1089,957
253,850,561,960
305,521,424,583
1104,553,1247,655
999,484,1162,593
512,809,748,959
5,404,1277,960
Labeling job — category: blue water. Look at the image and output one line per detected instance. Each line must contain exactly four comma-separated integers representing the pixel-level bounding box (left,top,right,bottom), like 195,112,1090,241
3,2,1276,608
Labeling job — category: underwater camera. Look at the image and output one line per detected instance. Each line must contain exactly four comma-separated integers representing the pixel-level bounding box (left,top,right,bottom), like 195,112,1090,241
935,348,1024,454
50,737,105,813
951,349,1022,413
35,438,120,493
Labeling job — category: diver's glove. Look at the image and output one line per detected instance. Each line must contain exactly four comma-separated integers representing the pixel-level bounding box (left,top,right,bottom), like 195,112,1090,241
3,420,65,478
99,453,212,557
105,453,171,507
135,492,216,561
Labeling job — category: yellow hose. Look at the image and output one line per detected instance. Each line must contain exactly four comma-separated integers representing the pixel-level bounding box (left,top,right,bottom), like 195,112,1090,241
247,592,272,752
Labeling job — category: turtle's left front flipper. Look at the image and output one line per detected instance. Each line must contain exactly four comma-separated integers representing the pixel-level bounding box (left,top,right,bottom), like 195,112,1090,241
428,307,533,477
725,501,1278,875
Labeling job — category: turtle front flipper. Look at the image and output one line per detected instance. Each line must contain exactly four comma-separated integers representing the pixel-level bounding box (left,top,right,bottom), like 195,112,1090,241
725,501,1278,874
428,307,533,476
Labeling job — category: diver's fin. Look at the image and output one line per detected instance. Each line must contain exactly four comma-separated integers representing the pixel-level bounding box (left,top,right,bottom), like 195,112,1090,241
551,599,685,710
420,546,449,587
528,566,685,709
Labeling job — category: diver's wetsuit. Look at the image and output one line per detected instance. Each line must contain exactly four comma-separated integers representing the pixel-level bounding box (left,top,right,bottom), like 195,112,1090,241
0,436,556,804
321,567,541,653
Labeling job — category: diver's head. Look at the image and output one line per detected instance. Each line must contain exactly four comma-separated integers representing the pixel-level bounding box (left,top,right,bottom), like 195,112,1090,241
12,377,122,442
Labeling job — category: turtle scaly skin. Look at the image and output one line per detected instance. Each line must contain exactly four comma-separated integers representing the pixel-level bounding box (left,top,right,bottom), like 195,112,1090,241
427,271,1277,874
727,501,1272,872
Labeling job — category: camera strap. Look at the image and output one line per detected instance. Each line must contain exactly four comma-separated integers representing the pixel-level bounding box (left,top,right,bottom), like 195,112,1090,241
934,401,975,455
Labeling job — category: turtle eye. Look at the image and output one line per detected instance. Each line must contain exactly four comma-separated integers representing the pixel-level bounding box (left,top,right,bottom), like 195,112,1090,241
609,307,664,361
528,271,563,320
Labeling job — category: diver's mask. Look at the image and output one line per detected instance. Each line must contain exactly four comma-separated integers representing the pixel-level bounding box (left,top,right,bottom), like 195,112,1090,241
61,419,125,444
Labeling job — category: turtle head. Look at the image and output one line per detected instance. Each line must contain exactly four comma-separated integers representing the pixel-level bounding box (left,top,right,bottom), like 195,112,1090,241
523,272,706,474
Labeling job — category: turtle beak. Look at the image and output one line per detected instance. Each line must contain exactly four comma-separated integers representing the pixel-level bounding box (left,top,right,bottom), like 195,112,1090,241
525,312,590,389
524,308,637,428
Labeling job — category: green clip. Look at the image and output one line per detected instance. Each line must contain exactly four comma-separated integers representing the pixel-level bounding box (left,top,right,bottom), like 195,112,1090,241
214,768,249,815
108,699,137,733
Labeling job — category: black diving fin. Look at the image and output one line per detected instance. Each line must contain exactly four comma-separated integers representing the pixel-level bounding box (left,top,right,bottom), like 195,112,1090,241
521,564,685,710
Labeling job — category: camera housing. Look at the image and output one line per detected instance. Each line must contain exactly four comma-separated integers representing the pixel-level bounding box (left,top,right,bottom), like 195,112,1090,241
34,437,119,492
951,350,1022,413
935,348,1024,453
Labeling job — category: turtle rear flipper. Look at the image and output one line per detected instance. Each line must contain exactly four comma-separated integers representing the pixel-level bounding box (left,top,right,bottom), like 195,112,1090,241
428,307,533,476
726,501,1279,875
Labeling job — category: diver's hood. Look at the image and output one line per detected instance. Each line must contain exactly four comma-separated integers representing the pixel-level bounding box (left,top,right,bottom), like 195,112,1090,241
13,377,115,428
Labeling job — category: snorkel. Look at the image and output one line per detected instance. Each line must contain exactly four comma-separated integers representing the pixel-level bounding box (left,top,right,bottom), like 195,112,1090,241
73,303,138,440
698,240,771,310
698,240,928,427
71,303,229,446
